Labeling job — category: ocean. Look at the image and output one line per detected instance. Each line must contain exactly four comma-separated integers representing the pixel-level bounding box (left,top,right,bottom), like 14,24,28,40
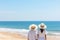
0,21,60,36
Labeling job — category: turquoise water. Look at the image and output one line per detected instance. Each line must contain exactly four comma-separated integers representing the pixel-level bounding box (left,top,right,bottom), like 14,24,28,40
0,21,60,36
0,21,60,31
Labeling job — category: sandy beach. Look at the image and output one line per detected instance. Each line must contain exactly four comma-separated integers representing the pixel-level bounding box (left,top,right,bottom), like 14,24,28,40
47,35,60,40
0,32,27,40
0,32,59,40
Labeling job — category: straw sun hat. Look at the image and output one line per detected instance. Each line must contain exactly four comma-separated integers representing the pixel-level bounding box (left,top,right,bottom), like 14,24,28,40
29,24,38,30
38,23,47,29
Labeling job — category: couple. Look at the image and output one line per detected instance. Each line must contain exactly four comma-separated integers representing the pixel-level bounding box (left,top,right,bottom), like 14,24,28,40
28,23,47,40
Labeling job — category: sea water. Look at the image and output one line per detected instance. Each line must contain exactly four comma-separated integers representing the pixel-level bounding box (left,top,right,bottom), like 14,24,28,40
0,21,60,36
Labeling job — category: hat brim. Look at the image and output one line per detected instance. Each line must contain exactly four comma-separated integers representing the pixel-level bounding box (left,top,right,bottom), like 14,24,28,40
38,23,47,29
29,24,38,30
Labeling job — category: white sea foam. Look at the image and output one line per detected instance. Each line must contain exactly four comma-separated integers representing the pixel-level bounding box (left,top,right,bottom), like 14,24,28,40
0,28,60,36
0,28,29,37
47,31,60,36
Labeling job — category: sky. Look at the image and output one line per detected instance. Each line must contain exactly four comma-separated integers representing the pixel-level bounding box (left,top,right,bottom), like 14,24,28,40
0,0,60,21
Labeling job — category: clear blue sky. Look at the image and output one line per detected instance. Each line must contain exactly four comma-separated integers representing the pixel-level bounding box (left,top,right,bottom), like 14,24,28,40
0,0,60,21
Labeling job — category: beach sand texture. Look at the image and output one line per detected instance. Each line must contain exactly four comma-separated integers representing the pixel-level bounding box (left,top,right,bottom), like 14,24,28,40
0,32,59,40
0,32,27,40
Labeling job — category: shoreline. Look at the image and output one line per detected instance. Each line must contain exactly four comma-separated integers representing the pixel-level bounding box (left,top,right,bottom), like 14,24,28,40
0,28,60,40
0,32,60,40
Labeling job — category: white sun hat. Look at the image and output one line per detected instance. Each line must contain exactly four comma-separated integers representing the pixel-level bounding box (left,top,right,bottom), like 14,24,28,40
29,24,38,30
38,23,47,29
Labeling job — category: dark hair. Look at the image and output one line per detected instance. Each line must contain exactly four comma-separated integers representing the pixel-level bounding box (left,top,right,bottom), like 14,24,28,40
40,29,44,33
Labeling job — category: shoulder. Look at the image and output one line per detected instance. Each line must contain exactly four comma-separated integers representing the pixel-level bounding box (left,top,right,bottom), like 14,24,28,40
37,30,40,34
28,31,31,34
44,30,47,34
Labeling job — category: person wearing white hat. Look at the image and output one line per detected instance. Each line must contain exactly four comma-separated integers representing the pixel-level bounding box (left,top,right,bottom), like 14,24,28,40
28,24,38,40
37,23,47,40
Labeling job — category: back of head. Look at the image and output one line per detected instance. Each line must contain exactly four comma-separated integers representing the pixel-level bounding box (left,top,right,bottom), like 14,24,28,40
40,29,45,33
